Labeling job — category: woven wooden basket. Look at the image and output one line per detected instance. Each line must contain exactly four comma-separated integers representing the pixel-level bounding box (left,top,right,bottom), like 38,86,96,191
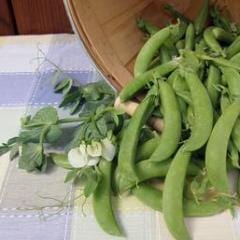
65,0,240,90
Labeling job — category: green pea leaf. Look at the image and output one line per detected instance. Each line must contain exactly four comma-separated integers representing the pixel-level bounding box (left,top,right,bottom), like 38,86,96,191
46,125,62,143
22,107,59,129
19,128,42,143
96,117,108,137
7,137,19,145
82,83,102,101
69,99,82,115
31,107,58,125
59,88,82,108
54,78,73,94
52,153,73,169
18,143,44,172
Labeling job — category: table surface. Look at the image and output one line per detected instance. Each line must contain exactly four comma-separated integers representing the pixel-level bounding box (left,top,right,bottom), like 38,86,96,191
0,34,239,240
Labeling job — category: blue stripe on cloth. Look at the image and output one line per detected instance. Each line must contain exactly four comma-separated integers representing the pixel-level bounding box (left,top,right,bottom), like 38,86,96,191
0,73,37,106
0,71,97,107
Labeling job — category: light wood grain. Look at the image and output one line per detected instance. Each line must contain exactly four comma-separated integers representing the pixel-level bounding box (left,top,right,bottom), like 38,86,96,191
66,0,240,90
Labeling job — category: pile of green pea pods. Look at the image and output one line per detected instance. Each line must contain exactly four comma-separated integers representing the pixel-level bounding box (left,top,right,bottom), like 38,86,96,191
108,1,240,239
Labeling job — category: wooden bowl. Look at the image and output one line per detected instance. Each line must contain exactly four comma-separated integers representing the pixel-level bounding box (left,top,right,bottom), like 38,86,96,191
65,0,240,90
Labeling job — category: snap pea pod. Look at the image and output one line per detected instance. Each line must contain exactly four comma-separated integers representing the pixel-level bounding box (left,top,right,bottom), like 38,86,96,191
116,94,155,193
93,160,122,236
137,18,159,36
194,0,209,35
186,106,194,128
203,27,225,56
182,70,213,152
227,36,240,58
185,23,195,50
134,22,186,77
228,140,240,169
167,70,189,126
136,159,200,183
206,102,240,193
163,148,191,240
176,39,185,52
120,60,179,102
221,67,240,102
232,119,240,152
134,26,170,77
220,93,230,113
212,27,234,44
149,81,181,162
169,71,192,106
167,68,179,85
230,51,240,64
198,55,240,73
133,183,228,217
136,136,160,161
118,159,200,191
178,97,188,128
160,45,171,64
205,65,221,107
195,39,208,54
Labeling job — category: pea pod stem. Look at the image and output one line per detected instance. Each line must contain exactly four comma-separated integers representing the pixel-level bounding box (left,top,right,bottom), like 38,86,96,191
206,102,240,193
93,160,122,236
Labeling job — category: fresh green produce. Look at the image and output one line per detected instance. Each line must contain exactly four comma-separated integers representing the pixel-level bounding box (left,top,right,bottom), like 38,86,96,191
194,0,209,35
133,183,229,217
206,102,240,193
162,148,191,240
149,81,181,162
2,1,240,239
93,159,122,236
115,92,156,193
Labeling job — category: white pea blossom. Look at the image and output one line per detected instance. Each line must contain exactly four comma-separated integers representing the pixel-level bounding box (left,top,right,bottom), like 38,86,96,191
86,141,102,157
68,144,100,168
68,138,116,168
101,138,116,161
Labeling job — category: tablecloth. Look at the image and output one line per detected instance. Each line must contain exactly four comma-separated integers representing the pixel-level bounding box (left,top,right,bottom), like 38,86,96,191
0,34,240,240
